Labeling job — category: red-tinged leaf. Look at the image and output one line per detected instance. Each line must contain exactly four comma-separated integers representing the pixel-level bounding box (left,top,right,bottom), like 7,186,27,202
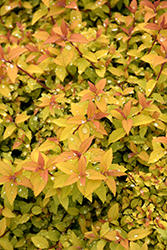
145,12,157,22
86,169,106,180
79,136,94,153
88,81,97,93
6,64,18,83
80,92,95,102
43,35,61,44
91,120,100,130
130,0,137,13
5,182,17,205
153,56,167,67
61,18,68,37
65,1,78,9
0,176,10,184
79,176,86,187
0,45,4,60
15,113,30,124
96,79,106,90
140,1,154,9
8,47,27,60
78,155,86,174
64,172,78,186
33,31,50,41
31,173,46,196
66,115,86,125
138,92,146,107
158,1,167,9
138,151,149,161
105,177,116,196
38,152,45,169
96,28,103,38
121,239,129,250
104,230,117,241
153,136,167,144
39,169,48,183
101,148,113,171
69,33,88,43
18,176,32,189
87,100,95,119
144,23,159,30
94,111,109,120
37,54,49,63
0,162,12,176
123,100,131,117
12,141,22,150
122,119,133,135
121,27,129,35
22,161,39,171
107,170,126,177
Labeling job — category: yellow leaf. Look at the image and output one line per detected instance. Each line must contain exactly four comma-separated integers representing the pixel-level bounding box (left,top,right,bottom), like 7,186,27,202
27,65,44,74
130,242,142,250
5,182,17,205
3,124,17,140
60,125,77,141
6,64,18,83
128,229,152,241
31,173,46,197
101,148,113,170
83,51,97,62
0,84,11,98
95,65,106,77
78,124,90,141
76,58,90,74
0,218,6,236
108,66,123,76
141,53,157,65
31,236,49,249
108,203,119,221
42,0,50,7
132,115,154,126
53,46,75,67
22,1,32,8
85,180,101,198
2,207,16,218
33,31,50,41
100,222,110,237
146,79,157,97
148,148,166,163
15,112,30,124
31,9,48,25
8,47,27,60
108,128,126,144
55,65,66,81
38,140,57,151
95,50,108,59
162,68,167,76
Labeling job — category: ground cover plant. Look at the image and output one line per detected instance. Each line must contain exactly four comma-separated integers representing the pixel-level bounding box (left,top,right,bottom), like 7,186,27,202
1,0,167,249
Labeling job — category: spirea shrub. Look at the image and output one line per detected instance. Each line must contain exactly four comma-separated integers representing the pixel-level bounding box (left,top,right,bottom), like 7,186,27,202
0,0,167,249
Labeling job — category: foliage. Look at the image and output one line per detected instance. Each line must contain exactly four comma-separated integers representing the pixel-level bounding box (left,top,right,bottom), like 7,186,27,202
0,0,167,249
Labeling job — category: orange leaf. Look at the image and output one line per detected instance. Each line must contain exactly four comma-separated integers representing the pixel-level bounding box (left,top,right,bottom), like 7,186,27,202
130,142,138,153
122,119,133,135
138,92,146,107
15,113,30,124
33,31,50,41
96,78,106,90
100,148,113,171
123,100,131,117
12,141,22,150
6,64,18,83
140,1,154,9
38,152,45,168
18,176,32,189
64,172,78,186
69,33,88,43
105,177,116,196
87,100,95,119
144,23,159,30
8,47,27,60
31,173,46,196
86,169,106,180
61,18,68,37
78,155,86,174
153,136,167,144
121,239,129,250
95,96,107,113
66,115,86,125
145,12,157,22
79,136,94,153
65,1,78,10
39,169,48,183
153,56,167,67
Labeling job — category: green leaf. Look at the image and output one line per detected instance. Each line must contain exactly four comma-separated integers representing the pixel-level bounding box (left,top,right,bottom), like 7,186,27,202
32,206,42,215
0,238,13,250
108,203,119,221
108,128,126,144
95,182,106,203
146,79,157,97
55,65,66,82
157,228,167,240
31,235,49,249
0,218,6,236
76,58,90,75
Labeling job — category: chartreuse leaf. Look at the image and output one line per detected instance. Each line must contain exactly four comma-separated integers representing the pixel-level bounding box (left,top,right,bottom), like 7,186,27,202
97,239,106,250
2,207,15,218
127,229,152,241
31,235,49,249
146,79,157,97
132,115,154,126
157,228,167,240
15,112,30,124
108,203,119,221
3,124,16,140
130,242,148,250
76,58,90,74
108,128,126,144
148,148,166,163
0,84,11,98
31,9,48,25
0,238,13,250
95,182,106,203
55,65,66,82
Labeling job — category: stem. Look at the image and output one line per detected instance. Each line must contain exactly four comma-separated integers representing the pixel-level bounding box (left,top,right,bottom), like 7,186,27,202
106,0,112,19
156,62,166,81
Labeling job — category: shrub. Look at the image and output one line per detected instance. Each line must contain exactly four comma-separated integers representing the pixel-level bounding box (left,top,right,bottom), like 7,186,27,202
0,0,167,249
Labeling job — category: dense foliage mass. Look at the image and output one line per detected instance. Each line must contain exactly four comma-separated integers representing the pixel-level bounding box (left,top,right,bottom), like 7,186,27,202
1,0,167,249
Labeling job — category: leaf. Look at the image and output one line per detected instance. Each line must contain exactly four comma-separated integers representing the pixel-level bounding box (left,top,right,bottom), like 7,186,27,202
79,136,94,153
31,173,47,196
132,115,154,126
27,64,44,74
42,0,50,8
128,229,152,241
0,218,6,236
2,207,16,218
108,128,126,144
38,140,57,151
83,51,97,62
148,148,166,163
157,228,167,240
6,64,18,83
32,9,48,25
85,179,101,198
53,46,75,67
86,169,106,180
3,124,16,140
77,58,90,74
0,85,11,98
5,182,17,205
162,68,167,76
153,56,167,67
144,23,159,30
100,222,110,237
0,161,12,176
33,31,50,41
108,203,119,221
69,33,88,43
15,112,30,124
8,47,27,60
153,136,167,144
105,177,116,196
122,119,133,135
31,235,49,249
100,148,113,170
55,65,66,81
95,182,106,203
